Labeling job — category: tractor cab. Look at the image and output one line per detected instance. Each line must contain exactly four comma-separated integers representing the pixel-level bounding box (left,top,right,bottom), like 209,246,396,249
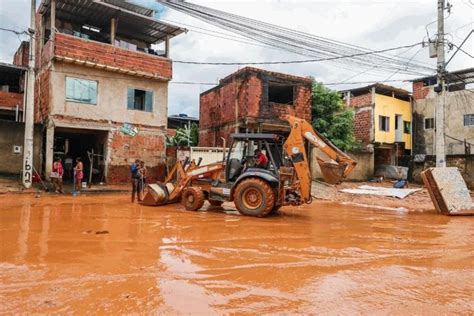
225,133,284,183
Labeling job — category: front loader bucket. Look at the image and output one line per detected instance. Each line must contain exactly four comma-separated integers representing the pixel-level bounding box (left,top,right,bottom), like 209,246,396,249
317,157,346,184
141,183,176,206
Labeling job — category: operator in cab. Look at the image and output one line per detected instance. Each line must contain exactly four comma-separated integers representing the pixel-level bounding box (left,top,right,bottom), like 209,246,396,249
254,149,268,169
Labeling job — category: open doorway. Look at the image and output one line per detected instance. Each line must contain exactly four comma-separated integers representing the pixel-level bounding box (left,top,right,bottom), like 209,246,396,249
53,128,108,184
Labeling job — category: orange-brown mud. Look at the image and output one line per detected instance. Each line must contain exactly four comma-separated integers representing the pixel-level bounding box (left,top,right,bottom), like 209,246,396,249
1,193,473,314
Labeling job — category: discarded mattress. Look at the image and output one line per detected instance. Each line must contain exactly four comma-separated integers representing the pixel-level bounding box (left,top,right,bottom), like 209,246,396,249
340,185,421,199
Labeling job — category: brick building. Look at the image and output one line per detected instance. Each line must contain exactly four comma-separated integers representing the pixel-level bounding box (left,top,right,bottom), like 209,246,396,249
410,68,473,187
341,84,412,168
199,67,312,147
0,62,26,121
411,68,474,156
32,0,185,183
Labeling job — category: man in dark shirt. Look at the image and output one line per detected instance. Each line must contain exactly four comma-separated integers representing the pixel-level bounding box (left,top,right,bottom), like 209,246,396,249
130,159,141,202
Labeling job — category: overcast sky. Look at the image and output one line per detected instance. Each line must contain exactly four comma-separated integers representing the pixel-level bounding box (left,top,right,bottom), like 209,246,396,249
0,0,472,118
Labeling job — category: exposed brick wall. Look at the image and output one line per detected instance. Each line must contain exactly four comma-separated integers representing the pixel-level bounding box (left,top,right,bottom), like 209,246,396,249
199,67,312,146
108,128,166,183
353,109,372,144
349,93,372,108
199,124,236,147
53,33,172,79
0,91,23,109
412,81,430,100
13,42,29,67
34,68,50,123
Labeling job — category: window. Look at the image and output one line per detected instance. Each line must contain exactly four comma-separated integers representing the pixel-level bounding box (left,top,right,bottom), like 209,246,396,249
268,84,294,105
425,118,435,129
127,88,153,112
403,121,411,134
464,114,474,127
66,77,97,104
379,115,390,131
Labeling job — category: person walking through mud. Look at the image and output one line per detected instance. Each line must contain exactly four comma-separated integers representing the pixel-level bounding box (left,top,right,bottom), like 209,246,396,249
130,159,141,202
74,157,84,193
139,161,147,196
51,157,64,193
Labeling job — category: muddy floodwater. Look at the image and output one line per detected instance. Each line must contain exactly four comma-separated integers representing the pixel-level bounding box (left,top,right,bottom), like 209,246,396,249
0,193,473,314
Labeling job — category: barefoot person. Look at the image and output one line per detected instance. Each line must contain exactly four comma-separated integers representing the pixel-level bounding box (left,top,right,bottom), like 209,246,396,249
52,157,64,193
74,157,84,193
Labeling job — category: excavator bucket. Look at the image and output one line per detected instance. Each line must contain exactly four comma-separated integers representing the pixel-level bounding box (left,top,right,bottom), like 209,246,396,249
317,157,346,184
141,183,176,206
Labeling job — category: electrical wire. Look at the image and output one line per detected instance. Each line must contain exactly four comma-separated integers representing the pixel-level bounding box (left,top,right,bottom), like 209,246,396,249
173,42,425,66
157,0,434,76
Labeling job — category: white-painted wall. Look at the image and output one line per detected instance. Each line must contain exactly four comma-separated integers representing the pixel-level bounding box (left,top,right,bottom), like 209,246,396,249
50,62,168,127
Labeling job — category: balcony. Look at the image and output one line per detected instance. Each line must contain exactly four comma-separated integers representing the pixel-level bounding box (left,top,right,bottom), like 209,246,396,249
0,91,23,110
38,0,186,80
50,33,172,80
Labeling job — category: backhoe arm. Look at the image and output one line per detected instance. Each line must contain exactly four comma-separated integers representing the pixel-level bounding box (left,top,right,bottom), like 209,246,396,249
283,115,357,202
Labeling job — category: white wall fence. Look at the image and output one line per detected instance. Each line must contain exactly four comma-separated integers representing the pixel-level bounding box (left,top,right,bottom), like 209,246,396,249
176,147,227,165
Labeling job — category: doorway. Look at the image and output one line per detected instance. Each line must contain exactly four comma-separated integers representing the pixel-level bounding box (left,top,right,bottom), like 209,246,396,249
53,128,108,184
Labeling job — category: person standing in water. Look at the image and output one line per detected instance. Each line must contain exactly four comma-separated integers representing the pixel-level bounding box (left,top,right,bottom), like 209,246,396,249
130,159,141,202
139,160,147,197
52,157,64,193
74,157,84,193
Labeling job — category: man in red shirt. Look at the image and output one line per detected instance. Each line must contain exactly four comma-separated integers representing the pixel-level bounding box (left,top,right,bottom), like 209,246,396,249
254,149,268,168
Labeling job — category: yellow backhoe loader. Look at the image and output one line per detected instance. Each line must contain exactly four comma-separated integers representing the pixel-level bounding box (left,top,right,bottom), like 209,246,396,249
142,115,356,217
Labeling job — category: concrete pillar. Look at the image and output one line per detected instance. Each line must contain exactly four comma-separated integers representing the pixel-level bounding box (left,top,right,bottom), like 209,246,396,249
165,35,170,58
50,0,56,41
110,17,116,45
45,123,54,180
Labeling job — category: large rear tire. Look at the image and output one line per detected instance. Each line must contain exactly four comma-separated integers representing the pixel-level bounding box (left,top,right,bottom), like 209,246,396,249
182,187,205,211
234,178,275,217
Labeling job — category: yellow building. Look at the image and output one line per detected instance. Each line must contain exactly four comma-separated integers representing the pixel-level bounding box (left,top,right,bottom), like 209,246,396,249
342,84,412,168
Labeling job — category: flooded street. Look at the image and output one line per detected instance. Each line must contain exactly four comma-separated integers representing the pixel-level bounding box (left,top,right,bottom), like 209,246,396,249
1,193,473,314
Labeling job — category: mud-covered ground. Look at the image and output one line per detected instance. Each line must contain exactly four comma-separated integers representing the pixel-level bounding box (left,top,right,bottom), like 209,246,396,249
1,193,473,314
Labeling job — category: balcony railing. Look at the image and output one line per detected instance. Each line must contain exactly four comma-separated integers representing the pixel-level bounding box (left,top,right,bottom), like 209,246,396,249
45,33,172,80
0,91,23,109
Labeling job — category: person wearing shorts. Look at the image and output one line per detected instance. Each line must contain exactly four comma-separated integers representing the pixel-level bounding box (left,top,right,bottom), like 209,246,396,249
74,157,84,193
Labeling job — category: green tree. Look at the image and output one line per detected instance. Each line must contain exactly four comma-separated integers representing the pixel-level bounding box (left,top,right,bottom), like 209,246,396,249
311,81,357,151
166,123,199,147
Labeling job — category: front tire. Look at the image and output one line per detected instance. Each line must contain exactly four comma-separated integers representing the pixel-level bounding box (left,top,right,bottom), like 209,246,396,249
234,178,275,217
182,187,205,211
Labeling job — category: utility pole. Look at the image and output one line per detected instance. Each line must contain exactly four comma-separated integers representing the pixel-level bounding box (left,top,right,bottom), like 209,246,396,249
435,0,447,167
23,0,36,188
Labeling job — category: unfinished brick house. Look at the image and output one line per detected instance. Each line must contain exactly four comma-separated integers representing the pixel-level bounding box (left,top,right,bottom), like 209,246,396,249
341,84,412,169
33,0,185,183
0,62,26,121
199,67,312,147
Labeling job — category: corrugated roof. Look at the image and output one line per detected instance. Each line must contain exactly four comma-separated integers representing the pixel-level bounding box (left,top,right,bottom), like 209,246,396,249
39,0,186,44
409,67,474,85
339,83,409,95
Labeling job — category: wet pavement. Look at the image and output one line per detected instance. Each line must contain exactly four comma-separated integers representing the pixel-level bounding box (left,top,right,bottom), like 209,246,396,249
0,193,473,314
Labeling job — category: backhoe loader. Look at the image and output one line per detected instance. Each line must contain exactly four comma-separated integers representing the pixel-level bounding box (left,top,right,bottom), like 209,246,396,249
142,115,356,217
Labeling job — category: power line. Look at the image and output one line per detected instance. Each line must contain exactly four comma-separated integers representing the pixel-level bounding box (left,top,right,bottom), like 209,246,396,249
0,27,28,36
173,42,425,66
157,0,434,75
49,69,416,88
